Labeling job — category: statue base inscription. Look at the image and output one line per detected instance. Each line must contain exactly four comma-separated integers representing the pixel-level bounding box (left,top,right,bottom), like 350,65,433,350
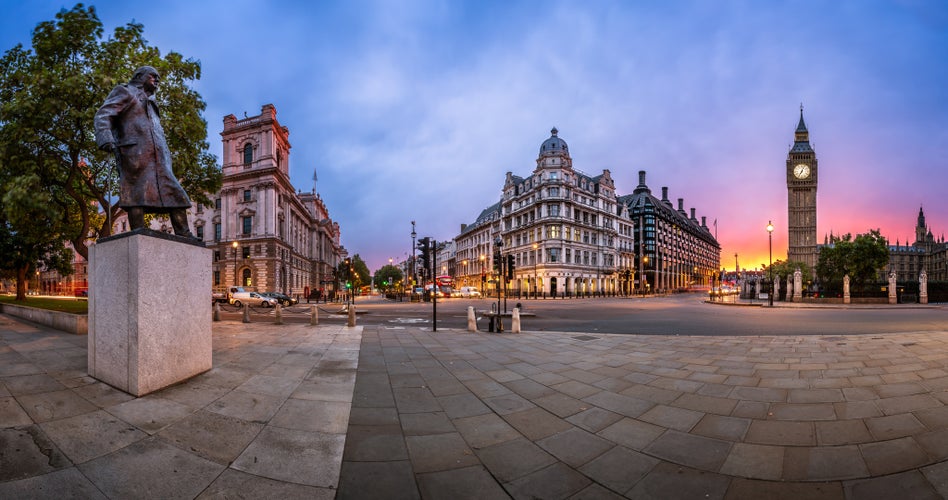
88,229,211,396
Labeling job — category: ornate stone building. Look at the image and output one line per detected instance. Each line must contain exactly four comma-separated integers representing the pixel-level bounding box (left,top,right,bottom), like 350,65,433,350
191,104,346,297
454,128,720,296
787,107,819,271
885,207,947,282
455,203,502,294
620,171,721,293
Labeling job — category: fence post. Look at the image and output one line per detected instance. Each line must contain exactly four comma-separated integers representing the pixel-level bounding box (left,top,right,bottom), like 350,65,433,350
274,303,283,325
310,305,319,325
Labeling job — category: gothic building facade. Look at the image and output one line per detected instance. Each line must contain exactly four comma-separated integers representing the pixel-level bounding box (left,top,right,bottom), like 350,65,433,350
885,207,948,282
787,107,819,272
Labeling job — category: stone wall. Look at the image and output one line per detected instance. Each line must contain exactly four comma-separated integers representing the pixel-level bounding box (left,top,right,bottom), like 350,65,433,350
0,303,88,334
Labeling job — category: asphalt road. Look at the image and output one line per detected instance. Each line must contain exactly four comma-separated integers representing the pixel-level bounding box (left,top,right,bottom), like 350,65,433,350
221,293,948,336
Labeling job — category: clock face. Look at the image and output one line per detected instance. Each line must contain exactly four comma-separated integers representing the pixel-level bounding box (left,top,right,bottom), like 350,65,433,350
793,164,810,179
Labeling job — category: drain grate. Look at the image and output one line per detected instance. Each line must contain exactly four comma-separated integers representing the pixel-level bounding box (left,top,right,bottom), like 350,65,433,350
572,335,599,342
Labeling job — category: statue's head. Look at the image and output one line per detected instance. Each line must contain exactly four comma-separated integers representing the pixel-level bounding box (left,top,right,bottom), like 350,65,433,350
129,66,160,86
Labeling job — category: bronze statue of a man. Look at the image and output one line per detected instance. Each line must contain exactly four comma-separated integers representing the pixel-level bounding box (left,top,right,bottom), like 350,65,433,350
94,66,193,237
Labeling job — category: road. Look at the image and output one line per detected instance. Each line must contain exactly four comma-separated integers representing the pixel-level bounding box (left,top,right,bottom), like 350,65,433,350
221,293,948,336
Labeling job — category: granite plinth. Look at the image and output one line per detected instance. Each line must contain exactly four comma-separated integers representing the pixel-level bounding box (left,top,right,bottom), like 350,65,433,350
88,231,212,396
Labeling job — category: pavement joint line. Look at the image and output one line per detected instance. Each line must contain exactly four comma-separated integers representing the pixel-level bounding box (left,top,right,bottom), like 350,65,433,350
6,313,948,498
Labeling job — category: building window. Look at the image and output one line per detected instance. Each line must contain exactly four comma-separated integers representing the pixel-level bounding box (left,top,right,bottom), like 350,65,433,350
242,268,252,286
196,226,204,239
196,203,203,213
214,223,221,241
214,251,220,262
242,216,252,235
243,144,253,165
242,246,251,259
214,271,220,285
548,248,560,263
215,198,221,210
243,189,251,202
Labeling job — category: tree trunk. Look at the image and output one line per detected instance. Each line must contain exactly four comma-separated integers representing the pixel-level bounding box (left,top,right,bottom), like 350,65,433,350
15,265,28,301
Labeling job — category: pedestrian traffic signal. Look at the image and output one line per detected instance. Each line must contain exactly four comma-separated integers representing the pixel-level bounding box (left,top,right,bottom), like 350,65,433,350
506,254,515,280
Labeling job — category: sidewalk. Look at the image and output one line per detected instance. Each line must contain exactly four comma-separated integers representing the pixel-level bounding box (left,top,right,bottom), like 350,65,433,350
5,314,948,498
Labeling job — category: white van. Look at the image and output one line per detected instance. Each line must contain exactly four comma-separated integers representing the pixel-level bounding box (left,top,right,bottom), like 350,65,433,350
459,286,481,298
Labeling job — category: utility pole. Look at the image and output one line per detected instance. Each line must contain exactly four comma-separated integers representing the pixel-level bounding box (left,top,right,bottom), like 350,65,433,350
432,239,437,332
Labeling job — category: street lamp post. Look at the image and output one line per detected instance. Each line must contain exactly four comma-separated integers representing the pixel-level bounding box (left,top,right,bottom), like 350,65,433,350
411,221,417,294
532,243,538,299
479,254,486,294
767,221,774,307
232,240,239,286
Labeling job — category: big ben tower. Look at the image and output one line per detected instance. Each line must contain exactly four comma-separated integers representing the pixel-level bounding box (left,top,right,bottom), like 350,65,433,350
787,106,818,271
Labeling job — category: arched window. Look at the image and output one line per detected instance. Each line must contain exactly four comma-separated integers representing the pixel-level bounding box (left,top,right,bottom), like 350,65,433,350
242,268,252,287
243,144,253,165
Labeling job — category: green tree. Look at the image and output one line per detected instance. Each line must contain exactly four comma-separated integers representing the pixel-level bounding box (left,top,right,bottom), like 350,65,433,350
374,264,404,291
0,4,221,268
0,174,74,300
816,230,889,288
336,255,371,292
767,259,812,284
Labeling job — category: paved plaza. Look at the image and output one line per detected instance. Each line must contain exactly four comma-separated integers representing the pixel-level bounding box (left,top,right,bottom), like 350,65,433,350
4,310,948,498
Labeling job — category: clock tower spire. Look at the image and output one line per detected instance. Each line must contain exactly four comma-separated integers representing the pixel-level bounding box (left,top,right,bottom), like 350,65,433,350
787,105,818,274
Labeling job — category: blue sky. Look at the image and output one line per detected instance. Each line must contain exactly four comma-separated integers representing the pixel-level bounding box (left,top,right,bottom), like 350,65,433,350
3,1,948,271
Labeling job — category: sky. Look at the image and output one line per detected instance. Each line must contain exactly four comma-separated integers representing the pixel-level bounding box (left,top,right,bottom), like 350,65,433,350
3,0,948,273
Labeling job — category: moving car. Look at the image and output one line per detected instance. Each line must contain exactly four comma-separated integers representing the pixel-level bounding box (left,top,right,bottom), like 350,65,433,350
458,286,481,298
261,292,298,306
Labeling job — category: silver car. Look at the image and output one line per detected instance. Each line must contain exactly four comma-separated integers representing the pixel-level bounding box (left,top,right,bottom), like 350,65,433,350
230,291,278,308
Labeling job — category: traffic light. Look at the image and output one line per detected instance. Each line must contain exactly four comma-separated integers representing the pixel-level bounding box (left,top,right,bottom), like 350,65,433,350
418,237,431,272
492,251,501,274
506,254,515,280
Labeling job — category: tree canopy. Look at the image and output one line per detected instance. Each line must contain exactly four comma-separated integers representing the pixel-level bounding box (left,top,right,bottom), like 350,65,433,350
336,255,370,291
816,230,889,287
766,259,812,284
0,3,221,300
374,264,404,291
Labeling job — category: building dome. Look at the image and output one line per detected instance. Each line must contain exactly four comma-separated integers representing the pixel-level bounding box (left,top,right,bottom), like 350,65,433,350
539,127,569,157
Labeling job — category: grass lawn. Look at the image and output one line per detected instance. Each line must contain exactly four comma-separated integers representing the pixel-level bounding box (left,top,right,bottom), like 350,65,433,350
0,295,88,314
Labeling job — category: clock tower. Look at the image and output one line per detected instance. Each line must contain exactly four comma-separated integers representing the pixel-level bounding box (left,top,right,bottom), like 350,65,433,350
787,106,818,271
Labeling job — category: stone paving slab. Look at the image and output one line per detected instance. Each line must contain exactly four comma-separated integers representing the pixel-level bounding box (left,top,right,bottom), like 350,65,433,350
0,314,359,499
9,311,948,498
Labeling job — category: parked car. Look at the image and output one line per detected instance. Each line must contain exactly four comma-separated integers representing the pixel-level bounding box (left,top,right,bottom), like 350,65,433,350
459,286,481,298
229,291,278,307
260,292,298,306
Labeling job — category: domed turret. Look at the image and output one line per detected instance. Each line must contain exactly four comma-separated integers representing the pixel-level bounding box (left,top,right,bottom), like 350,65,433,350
539,127,569,158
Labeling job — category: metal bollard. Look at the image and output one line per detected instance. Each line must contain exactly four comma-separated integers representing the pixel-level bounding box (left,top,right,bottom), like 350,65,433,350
274,303,283,325
213,302,220,322
242,304,251,323
310,305,319,325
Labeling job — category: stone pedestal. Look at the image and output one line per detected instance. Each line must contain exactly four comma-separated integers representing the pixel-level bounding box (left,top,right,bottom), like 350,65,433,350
88,230,212,396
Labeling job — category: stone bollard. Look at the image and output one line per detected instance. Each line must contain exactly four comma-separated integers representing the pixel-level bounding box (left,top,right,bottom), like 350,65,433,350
242,304,251,323
310,305,319,325
347,304,356,327
467,306,476,332
511,308,521,333
274,303,283,325
213,302,220,322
